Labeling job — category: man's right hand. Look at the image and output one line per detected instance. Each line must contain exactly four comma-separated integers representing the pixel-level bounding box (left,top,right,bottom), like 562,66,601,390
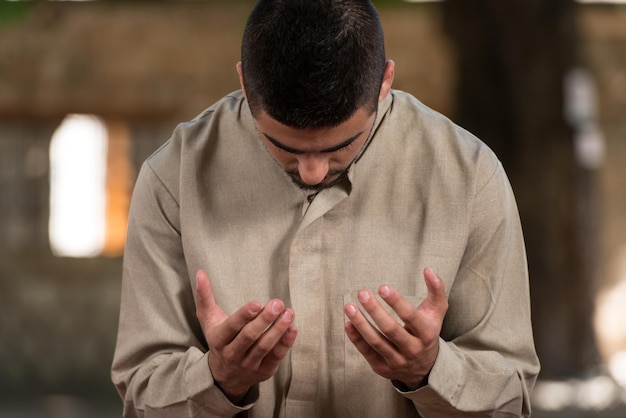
195,269,298,403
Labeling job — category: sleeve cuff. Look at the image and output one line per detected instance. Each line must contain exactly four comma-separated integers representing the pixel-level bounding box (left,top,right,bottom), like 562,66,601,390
395,338,464,406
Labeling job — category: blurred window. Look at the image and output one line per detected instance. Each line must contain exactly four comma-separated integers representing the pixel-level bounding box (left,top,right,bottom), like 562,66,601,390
49,114,131,258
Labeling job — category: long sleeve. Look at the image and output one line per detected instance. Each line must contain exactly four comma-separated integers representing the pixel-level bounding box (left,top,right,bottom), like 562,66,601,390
110,89,540,417
111,160,257,417
404,160,540,417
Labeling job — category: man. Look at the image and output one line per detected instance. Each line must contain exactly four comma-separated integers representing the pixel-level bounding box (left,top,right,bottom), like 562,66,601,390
111,1,540,416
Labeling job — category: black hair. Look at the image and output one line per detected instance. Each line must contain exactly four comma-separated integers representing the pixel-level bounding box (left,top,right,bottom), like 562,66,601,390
241,0,386,129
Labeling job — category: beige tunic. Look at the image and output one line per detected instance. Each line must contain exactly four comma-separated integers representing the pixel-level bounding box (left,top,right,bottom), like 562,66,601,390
111,90,540,417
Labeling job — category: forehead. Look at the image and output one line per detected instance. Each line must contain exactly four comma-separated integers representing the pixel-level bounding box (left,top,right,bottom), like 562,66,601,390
253,108,375,152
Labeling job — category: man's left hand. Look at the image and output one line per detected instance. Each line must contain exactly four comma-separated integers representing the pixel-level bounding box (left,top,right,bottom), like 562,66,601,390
344,267,448,390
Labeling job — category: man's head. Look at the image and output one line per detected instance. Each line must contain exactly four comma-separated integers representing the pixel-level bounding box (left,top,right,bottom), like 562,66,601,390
240,0,387,129
238,0,394,191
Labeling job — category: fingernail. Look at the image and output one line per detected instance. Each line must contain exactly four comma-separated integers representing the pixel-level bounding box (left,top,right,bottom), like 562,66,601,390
358,290,370,303
249,302,261,315
281,310,294,322
345,303,357,317
379,285,390,298
286,325,297,337
270,300,282,314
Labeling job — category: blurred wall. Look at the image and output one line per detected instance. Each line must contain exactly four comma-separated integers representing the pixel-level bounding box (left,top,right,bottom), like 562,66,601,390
579,4,626,365
0,0,454,402
0,0,624,403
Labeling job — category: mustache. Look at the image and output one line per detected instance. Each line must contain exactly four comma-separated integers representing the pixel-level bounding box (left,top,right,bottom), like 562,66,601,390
284,168,348,191
284,168,345,181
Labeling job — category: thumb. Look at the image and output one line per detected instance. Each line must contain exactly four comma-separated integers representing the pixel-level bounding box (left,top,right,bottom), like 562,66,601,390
195,269,225,327
422,267,448,315
196,269,215,309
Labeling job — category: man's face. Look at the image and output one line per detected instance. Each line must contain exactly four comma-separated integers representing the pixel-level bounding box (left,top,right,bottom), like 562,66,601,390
253,107,376,192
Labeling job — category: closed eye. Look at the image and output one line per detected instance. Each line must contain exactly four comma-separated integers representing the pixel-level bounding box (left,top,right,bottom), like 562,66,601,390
325,140,356,154
263,131,363,155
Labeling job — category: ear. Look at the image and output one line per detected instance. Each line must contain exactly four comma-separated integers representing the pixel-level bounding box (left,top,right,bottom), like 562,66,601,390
236,62,247,100
378,60,395,102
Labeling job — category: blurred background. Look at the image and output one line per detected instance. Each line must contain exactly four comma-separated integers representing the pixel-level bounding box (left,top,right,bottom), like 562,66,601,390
0,0,625,416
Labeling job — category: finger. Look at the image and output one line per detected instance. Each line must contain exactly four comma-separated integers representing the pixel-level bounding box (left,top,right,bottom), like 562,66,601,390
195,269,217,314
245,308,296,367
344,322,389,375
249,309,298,369
377,277,445,343
276,324,298,354
196,270,262,347
224,299,285,357
271,323,298,360
377,285,424,330
345,321,378,359
209,301,264,349
344,302,402,362
356,289,415,349
254,324,298,381
196,270,232,331
421,267,448,316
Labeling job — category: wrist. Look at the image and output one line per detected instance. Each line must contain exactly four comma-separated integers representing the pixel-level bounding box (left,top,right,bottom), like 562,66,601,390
208,351,251,404
392,374,428,392
214,379,251,405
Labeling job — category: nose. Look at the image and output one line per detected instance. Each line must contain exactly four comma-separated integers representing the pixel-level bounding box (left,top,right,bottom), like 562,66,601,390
297,154,330,185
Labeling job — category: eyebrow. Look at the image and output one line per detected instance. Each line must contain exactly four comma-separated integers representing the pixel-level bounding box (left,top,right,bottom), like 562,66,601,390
262,131,363,155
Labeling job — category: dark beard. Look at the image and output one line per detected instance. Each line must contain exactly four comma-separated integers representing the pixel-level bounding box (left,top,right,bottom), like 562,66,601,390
285,168,349,192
